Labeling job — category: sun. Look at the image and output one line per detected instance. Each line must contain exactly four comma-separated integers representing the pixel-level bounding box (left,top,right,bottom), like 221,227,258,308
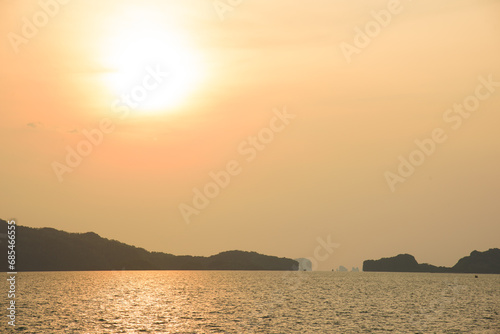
99,7,203,114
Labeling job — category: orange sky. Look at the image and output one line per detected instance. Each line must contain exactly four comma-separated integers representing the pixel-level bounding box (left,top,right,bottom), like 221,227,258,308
1,0,499,270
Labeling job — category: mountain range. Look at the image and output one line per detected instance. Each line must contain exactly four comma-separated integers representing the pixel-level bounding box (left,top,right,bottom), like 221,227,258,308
0,219,298,272
363,249,500,274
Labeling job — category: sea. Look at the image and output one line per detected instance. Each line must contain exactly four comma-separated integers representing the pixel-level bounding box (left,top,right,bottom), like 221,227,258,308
1,271,499,333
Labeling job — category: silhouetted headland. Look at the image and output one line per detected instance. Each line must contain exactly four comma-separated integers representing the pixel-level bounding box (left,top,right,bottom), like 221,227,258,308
0,219,298,272
363,249,500,274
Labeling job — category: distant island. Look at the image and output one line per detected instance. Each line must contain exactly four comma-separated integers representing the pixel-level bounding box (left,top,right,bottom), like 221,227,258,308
363,249,500,274
0,219,298,272
295,258,312,271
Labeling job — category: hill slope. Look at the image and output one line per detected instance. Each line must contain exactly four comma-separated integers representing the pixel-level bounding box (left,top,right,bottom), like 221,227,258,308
363,249,500,274
0,219,298,272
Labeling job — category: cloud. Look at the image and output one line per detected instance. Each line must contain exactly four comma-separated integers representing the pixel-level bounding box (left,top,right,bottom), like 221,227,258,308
27,122,43,128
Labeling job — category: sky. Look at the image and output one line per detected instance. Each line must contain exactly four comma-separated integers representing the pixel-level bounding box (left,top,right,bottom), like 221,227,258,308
1,0,499,270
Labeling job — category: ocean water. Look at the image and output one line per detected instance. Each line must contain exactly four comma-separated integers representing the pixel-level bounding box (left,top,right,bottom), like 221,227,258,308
1,271,499,333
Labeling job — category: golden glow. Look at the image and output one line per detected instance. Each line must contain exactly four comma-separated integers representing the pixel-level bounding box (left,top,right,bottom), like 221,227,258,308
1,0,499,271
99,7,203,114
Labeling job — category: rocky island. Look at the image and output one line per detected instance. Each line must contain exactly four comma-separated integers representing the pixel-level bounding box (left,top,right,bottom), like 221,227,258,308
363,249,500,274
